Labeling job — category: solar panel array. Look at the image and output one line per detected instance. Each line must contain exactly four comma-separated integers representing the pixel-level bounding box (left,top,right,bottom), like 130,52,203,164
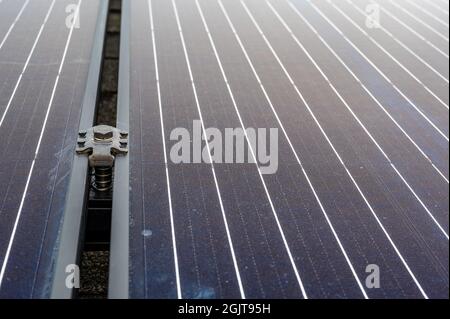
0,0,102,298
0,0,448,299
123,0,448,299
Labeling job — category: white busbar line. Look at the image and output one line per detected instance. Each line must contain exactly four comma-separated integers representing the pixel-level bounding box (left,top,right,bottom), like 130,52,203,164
263,0,430,298
336,0,449,110
376,0,449,59
148,0,182,300
388,0,449,43
0,0,56,129
406,0,449,27
352,0,449,84
290,0,449,241
201,0,363,299
171,0,247,299
0,0,82,289
0,0,30,51
309,1,449,142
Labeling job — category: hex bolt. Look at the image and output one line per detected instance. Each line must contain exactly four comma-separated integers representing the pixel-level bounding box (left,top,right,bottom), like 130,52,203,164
76,125,128,192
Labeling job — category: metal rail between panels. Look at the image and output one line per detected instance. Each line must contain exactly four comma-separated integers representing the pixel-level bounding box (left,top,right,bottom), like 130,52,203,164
108,0,130,300
49,0,110,299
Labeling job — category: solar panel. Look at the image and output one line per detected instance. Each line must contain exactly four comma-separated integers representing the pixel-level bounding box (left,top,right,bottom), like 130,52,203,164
0,0,107,298
109,0,449,299
0,0,448,300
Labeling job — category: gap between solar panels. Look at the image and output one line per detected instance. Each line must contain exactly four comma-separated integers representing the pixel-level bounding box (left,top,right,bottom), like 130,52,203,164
78,0,123,299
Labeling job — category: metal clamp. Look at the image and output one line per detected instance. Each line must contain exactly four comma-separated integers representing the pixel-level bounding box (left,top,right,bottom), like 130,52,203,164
76,125,128,191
